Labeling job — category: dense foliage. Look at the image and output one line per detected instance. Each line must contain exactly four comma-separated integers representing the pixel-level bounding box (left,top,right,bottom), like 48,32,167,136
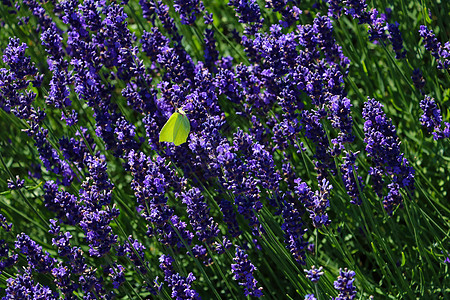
0,0,449,299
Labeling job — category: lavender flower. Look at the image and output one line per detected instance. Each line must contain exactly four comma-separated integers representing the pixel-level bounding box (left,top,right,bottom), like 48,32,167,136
79,267,112,299
6,175,24,190
41,24,74,125
79,0,103,31
327,0,342,19
182,187,220,244
126,150,194,248
444,253,450,264
213,236,233,254
362,98,415,214
159,254,201,299
79,154,119,257
333,268,357,300
0,37,43,120
52,263,81,297
43,181,83,225
0,213,12,232
411,68,426,91
29,125,75,186
117,236,149,275
15,233,56,273
105,264,126,289
419,95,450,140
231,246,263,297
438,42,450,69
22,0,54,31
301,109,336,180
295,178,332,228
340,151,364,205
420,95,443,133
0,239,18,274
305,294,318,300
3,269,57,300
368,9,387,42
419,25,440,59
204,27,219,70
328,95,354,146
218,199,242,238
173,0,204,25
343,0,369,24
59,127,96,167
2,37,38,80
388,22,406,59
228,0,262,25
281,201,308,265
305,265,324,283
264,0,301,27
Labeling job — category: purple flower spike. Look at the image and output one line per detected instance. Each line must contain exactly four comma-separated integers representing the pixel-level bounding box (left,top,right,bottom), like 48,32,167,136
419,95,450,140
15,233,56,273
295,178,332,228
282,201,308,265
340,151,364,205
419,25,441,59
173,0,204,25
231,246,263,297
181,187,220,244
305,265,324,283
333,268,357,300
6,175,24,190
362,98,415,214
411,68,426,91
0,239,18,274
3,269,57,300
388,22,406,59
159,254,201,299
420,95,443,134
0,213,12,232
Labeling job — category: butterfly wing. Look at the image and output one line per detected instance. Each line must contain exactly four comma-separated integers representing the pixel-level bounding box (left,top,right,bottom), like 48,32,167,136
159,111,191,146
173,112,190,146
159,112,179,144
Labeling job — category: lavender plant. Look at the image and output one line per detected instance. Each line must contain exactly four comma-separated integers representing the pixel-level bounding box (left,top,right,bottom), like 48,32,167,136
0,0,448,299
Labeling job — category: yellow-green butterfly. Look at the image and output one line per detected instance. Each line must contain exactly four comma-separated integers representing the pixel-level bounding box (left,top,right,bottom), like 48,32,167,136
159,109,191,146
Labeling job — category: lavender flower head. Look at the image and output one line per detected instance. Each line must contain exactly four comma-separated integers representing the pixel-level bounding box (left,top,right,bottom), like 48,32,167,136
333,268,357,300
181,187,220,244
304,265,324,283
0,213,12,232
281,201,308,265
343,0,370,24
15,233,56,273
231,246,263,297
411,68,426,92
3,269,57,300
173,0,204,25
362,98,415,214
7,175,25,190
340,151,364,205
388,22,406,59
419,25,440,59
419,95,450,140
295,178,332,228
159,254,200,299
0,239,18,275
420,95,443,134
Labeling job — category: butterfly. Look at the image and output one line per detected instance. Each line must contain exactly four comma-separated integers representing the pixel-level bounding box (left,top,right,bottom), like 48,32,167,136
159,109,191,146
